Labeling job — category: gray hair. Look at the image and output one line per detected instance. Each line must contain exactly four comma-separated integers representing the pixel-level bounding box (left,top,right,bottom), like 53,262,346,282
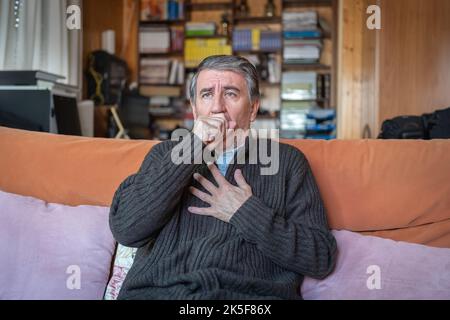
189,55,260,106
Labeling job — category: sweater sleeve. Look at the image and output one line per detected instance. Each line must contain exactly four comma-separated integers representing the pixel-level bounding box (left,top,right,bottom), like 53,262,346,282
109,133,204,248
229,149,337,279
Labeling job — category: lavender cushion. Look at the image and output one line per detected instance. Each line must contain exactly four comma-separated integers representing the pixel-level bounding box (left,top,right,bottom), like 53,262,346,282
302,230,450,300
0,190,116,300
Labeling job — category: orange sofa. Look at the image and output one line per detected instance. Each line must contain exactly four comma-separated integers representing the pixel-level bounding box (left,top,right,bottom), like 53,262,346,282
1,125,450,249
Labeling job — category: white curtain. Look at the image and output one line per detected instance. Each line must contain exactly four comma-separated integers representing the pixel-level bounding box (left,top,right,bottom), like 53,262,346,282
0,0,82,88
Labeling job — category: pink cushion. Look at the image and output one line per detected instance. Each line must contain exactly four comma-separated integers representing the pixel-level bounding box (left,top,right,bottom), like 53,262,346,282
0,190,116,300
302,230,450,300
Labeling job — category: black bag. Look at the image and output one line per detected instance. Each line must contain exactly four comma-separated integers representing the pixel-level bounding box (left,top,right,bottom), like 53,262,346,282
379,107,450,139
426,107,450,139
86,50,128,106
378,116,427,139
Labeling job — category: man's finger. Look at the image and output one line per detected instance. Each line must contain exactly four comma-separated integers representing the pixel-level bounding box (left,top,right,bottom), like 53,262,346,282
234,169,251,191
200,116,226,131
188,206,214,217
208,163,227,186
228,121,237,130
189,187,213,204
193,173,217,194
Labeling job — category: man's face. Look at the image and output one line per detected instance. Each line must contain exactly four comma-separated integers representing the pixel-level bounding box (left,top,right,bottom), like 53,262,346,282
192,69,260,130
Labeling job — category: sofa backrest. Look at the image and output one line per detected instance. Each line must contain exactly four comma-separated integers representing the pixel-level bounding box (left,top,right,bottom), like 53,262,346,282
1,126,450,248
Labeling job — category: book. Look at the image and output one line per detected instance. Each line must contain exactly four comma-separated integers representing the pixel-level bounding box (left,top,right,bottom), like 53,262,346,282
185,22,216,37
140,0,184,21
168,60,179,84
177,61,185,85
139,26,170,53
283,30,322,39
0,70,65,86
282,72,317,100
140,58,171,84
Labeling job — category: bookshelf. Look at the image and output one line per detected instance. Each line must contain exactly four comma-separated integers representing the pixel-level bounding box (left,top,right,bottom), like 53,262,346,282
137,0,338,140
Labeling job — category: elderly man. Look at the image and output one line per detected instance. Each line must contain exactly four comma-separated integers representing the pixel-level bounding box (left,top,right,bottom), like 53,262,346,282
109,55,337,300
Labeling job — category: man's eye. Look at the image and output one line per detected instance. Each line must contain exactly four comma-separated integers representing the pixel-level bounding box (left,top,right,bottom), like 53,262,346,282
201,93,212,99
225,91,237,97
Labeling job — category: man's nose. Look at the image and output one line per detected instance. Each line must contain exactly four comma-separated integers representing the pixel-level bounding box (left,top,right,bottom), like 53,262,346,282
210,94,225,115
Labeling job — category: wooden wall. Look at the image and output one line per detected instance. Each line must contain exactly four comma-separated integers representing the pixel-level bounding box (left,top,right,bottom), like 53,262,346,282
378,0,450,125
82,0,138,99
338,0,450,139
122,0,139,83
337,0,378,139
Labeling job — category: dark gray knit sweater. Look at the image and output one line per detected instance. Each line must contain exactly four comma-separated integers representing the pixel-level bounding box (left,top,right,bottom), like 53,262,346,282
109,134,337,300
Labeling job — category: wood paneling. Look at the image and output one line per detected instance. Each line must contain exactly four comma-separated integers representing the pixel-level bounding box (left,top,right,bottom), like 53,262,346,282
337,0,377,139
378,0,450,124
83,0,124,64
83,0,123,99
338,0,450,139
122,0,139,83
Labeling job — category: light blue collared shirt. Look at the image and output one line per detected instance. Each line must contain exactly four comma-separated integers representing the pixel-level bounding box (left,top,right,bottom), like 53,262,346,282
216,148,237,176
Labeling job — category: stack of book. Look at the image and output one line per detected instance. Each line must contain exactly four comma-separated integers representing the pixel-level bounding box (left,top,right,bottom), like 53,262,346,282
140,0,185,21
232,29,252,51
232,28,281,52
305,108,336,140
241,54,281,84
283,11,321,38
281,71,317,101
260,31,282,52
280,104,337,140
140,58,184,85
139,26,171,53
280,71,320,138
185,22,216,37
168,59,185,85
280,101,316,138
184,38,232,68
140,58,170,84
283,39,322,64
283,11,322,64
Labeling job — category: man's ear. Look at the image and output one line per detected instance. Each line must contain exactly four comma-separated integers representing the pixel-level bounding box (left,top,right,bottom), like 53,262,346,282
191,101,198,120
249,99,261,122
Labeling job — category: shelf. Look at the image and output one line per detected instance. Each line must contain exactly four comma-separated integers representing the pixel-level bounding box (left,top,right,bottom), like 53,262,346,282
233,49,281,55
185,35,228,39
234,16,282,24
282,63,331,71
282,98,329,102
256,114,279,120
140,52,184,57
283,34,331,40
283,0,333,8
140,83,183,87
150,114,185,120
140,20,185,26
135,0,337,135
186,2,233,11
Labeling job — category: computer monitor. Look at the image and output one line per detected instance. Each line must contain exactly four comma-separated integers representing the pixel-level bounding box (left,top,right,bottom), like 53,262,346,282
53,94,82,136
